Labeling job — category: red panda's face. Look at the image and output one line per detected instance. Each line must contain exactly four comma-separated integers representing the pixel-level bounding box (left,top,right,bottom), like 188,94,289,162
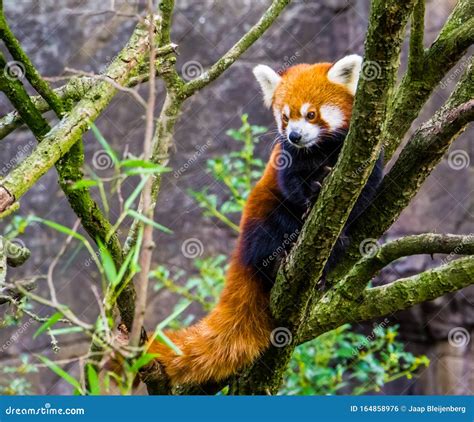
253,55,362,148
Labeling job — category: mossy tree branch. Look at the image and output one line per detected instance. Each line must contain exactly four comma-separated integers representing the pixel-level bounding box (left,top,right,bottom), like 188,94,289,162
0,11,64,116
383,0,474,159
0,28,174,213
334,233,474,302
0,22,143,328
407,0,425,76
0,76,94,140
302,256,474,342
329,60,474,284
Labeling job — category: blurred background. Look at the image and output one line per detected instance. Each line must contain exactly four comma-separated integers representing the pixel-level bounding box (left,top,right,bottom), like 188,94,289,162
0,0,472,395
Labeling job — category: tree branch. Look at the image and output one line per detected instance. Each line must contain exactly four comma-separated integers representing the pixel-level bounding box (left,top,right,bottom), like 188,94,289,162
182,0,290,97
130,3,158,347
383,0,473,159
337,233,474,301
0,52,50,138
0,11,64,116
329,62,474,284
0,26,174,215
0,76,94,140
302,256,474,342
407,0,425,76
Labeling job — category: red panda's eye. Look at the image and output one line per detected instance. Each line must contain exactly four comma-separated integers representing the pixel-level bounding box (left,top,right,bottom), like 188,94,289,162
306,111,316,120
282,114,289,123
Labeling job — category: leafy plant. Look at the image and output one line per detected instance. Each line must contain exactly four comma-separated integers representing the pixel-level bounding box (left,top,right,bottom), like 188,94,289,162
188,114,266,232
281,324,429,395
0,355,37,395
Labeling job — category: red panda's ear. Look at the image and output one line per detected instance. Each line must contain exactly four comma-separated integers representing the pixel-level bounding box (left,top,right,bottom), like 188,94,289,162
327,54,362,96
253,65,281,108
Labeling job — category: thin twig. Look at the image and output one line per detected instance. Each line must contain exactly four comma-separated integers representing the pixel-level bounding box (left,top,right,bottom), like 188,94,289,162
129,2,158,348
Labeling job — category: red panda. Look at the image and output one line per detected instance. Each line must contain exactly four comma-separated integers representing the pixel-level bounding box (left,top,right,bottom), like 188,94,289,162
148,54,383,387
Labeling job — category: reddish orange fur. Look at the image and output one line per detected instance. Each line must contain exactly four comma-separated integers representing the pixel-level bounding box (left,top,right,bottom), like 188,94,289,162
148,147,281,386
274,63,354,129
149,62,356,386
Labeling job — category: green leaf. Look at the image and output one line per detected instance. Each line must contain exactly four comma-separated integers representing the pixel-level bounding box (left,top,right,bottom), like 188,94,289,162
127,210,172,234
90,124,119,164
38,355,84,394
34,312,63,339
124,167,171,176
86,364,100,395
157,301,191,330
48,327,84,336
97,239,118,285
70,180,98,190
152,329,182,355
31,217,86,242
124,177,148,210
130,353,159,373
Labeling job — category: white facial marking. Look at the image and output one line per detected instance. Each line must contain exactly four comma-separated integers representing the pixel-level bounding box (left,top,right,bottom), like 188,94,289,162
320,105,344,131
300,103,311,116
283,104,290,118
287,118,320,148
273,107,283,133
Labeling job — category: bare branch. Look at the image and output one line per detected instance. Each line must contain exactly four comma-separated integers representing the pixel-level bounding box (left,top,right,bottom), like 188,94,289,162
130,3,159,348
182,0,290,97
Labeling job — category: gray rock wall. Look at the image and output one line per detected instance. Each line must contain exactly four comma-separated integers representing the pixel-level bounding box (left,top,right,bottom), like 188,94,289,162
0,0,472,395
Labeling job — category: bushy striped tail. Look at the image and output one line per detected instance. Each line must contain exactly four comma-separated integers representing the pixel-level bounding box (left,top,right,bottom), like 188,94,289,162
148,262,272,386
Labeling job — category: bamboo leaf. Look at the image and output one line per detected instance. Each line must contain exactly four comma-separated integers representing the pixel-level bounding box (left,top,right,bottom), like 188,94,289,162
38,355,84,394
33,312,63,339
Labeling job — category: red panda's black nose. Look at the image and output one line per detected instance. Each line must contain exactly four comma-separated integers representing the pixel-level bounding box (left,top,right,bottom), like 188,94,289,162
288,131,302,144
